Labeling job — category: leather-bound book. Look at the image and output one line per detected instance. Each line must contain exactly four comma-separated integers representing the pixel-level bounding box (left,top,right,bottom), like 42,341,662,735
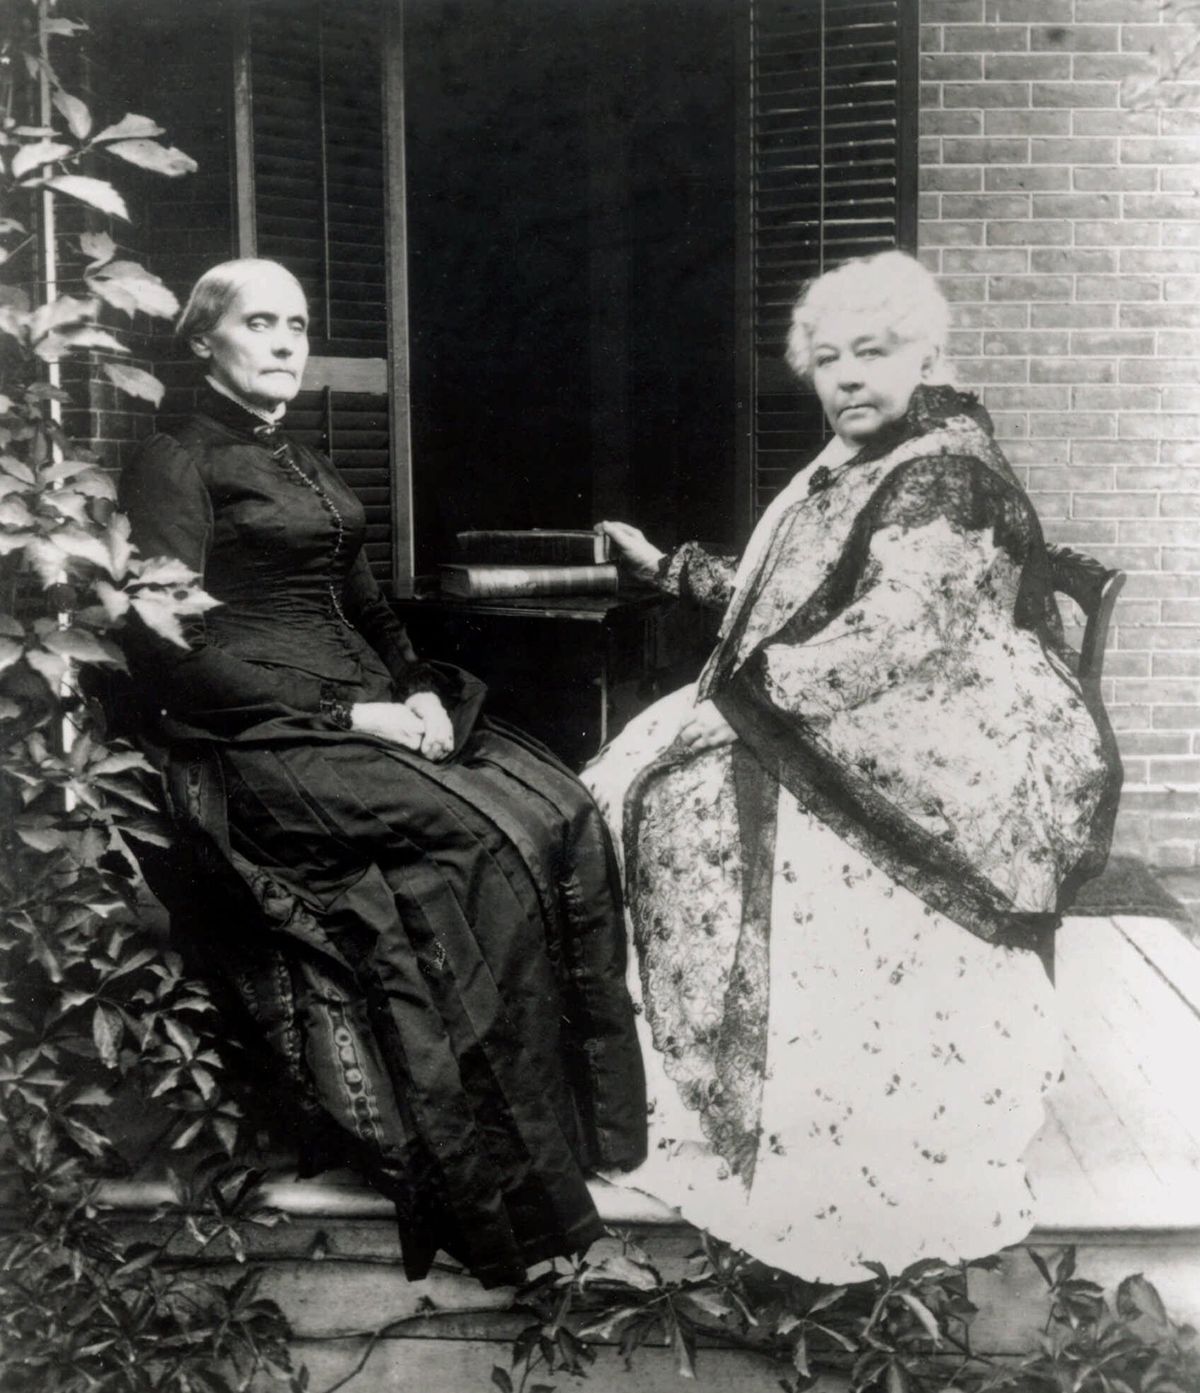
455,528,612,565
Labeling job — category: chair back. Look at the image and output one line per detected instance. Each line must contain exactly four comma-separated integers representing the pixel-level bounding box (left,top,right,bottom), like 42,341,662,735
1046,543,1126,700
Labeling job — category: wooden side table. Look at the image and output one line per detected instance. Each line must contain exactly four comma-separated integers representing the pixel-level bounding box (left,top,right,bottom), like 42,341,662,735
392,589,709,768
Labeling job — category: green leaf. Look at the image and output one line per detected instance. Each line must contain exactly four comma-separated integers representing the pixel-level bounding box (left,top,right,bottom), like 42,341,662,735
105,139,198,178
491,1366,513,1393
42,628,125,666
102,362,164,406
807,1285,848,1315
52,88,93,139
92,113,165,143
897,1292,942,1346
90,261,178,319
43,18,89,38
80,231,116,267
1115,1273,1169,1328
91,1003,123,1068
886,1361,910,1393
11,140,74,181
45,175,129,221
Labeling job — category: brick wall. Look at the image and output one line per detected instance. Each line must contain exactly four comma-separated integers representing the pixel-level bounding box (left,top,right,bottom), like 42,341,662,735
918,0,1200,866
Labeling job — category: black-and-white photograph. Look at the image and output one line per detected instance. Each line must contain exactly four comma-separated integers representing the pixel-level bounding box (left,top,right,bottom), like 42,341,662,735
1,0,1198,1389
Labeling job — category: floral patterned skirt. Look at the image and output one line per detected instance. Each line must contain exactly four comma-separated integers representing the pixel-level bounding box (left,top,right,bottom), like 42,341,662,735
584,683,1060,1283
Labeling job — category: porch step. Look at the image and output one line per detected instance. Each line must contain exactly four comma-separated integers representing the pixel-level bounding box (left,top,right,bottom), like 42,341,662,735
93,915,1200,1391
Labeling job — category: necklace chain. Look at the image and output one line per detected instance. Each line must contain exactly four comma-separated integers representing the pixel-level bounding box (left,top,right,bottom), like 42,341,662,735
270,441,353,629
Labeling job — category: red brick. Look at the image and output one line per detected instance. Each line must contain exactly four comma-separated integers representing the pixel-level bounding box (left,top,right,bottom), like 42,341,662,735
1162,600,1200,623
920,136,943,166
1149,331,1200,357
1121,413,1200,440
1075,0,1162,19
943,247,1029,272
938,275,988,301
944,23,1028,50
1074,384,1161,411
923,53,984,79
1031,24,1120,53
985,109,1072,136
984,165,1071,191
1031,136,1118,162
1026,489,1070,514
1076,274,1161,301
984,328,1070,354
988,273,1072,300
1119,137,1200,167
942,193,1031,219
953,356,1029,383
1125,194,1200,221
1032,192,1121,219
920,192,941,221
1072,164,1158,192
1120,303,1200,329
1122,679,1200,705
951,303,1028,327
921,82,944,110
1030,302,1116,328
1149,759,1200,784
943,136,1031,162
1032,80,1120,107
1121,23,1200,53
1032,412,1118,438
1031,357,1116,383
944,80,1031,107
1073,53,1158,80
925,0,984,17
1124,570,1200,596
990,412,1031,437
989,219,1074,246
1003,439,1072,464
947,329,984,354
1027,465,1117,490
986,0,1073,17
1032,249,1118,275
1045,517,1117,543
1162,495,1200,517
1120,732,1191,756
1162,167,1200,195
1163,548,1200,571
986,52,1071,79
984,384,1070,410
1076,222,1161,248
1120,522,1200,546
1094,651,1153,678
921,221,986,247
1071,330,1156,355
1162,109,1200,135
1121,250,1200,275
1155,705,1200,728
921,109,986,136
1160,443,1200,464
1073,490,1156,517
1155,653,1200,677
1109,705,1152,731
921,165,984,192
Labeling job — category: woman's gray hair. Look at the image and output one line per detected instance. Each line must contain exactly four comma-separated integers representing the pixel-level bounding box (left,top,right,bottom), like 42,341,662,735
175,258,305,343
785,249,953,383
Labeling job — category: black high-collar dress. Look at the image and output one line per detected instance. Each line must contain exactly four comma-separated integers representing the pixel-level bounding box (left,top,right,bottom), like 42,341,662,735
119,390,646,1287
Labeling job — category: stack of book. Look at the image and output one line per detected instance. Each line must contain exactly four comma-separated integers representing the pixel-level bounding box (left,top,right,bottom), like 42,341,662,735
438,529,620,599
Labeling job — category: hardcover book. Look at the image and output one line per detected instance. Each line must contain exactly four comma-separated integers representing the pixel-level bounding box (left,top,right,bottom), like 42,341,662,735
438,562,620,599
455,528,612,565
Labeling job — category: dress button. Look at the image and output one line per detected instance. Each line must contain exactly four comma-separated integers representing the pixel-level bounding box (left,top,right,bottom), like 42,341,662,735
344,1068,364,1085
332,1027,352,1047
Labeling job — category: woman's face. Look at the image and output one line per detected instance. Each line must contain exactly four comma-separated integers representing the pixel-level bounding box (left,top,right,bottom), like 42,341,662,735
809,309,932,445
192,266,310,411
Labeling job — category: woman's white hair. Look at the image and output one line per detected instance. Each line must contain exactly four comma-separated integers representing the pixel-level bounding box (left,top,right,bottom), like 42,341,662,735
176,258,305,344
785,249,953,383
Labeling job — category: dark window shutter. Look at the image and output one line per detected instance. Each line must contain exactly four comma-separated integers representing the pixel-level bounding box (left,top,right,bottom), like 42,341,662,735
247,0,393,586
249,0,387,357
743,0,917,515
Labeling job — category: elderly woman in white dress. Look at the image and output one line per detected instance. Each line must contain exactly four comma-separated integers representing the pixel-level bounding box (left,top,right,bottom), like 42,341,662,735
585,250,1120,1283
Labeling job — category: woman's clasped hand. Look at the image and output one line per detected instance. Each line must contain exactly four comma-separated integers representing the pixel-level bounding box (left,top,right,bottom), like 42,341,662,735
351,692,454,760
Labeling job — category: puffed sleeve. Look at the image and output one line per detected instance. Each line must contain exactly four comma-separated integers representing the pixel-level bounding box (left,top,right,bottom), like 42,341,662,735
655,541,738,611
120,434,329,737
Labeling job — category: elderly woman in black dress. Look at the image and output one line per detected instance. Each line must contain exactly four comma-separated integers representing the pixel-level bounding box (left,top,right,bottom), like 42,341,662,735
119,258,646,1288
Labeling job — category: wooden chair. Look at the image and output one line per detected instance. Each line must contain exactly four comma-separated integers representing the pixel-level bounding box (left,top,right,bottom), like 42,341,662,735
1046,543,1126,702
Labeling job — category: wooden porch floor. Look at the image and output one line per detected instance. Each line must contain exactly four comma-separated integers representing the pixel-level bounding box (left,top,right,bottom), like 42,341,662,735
95,913,1200,1389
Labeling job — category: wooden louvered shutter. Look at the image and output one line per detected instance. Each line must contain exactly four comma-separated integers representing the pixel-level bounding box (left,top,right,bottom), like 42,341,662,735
249,0,387,356
243,0,397,587
738,0,918,521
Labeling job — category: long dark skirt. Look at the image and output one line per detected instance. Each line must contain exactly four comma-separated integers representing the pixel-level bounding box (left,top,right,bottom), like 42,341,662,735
212,720,644,1286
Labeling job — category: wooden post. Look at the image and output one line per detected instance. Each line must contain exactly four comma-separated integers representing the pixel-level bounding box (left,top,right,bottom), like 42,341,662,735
230,1,256,257
382,0,416,597
732,0,755,542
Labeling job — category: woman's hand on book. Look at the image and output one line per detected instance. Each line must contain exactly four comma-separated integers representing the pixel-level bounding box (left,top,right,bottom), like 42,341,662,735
404,691,454,762
350,701,426,753
598,521,665,582
677,699,737,753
